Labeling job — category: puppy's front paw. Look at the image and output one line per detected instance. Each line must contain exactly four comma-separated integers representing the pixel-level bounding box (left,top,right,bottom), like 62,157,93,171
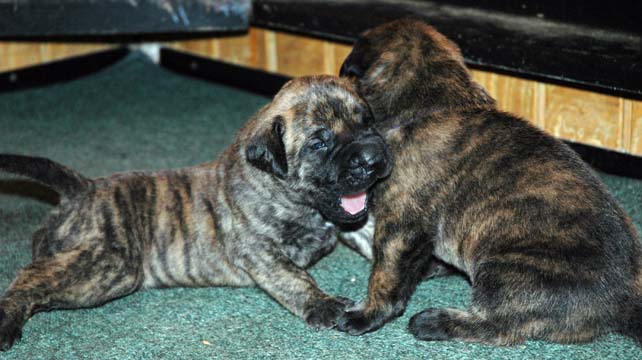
336,309,381,335
0,309,23,351
336,304,403,336
305,296,355,330
346,301,366,312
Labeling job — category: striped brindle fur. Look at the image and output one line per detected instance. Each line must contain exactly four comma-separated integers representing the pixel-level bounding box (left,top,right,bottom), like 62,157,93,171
336,19,642,346
0,75,392,351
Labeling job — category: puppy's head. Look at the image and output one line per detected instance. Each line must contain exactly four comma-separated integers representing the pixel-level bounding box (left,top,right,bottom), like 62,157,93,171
245,75,392,224
340,19,494,123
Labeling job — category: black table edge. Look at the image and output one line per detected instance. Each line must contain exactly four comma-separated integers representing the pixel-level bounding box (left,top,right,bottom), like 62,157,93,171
251,0,642,100
0,47,129,93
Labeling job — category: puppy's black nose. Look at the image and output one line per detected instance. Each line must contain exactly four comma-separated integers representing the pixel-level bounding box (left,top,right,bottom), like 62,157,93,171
348,143,383,178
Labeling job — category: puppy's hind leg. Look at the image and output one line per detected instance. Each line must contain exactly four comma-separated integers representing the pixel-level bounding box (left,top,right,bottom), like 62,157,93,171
0,242,142,351
409,258,608,346
408,307,524,345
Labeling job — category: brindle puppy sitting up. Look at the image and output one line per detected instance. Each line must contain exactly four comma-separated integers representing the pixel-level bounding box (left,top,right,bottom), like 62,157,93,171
336,19,642,346
0,76,392,351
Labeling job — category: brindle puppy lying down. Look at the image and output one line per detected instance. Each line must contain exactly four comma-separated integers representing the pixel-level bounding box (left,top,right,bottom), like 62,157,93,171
336,19,642,346
0,75,392,351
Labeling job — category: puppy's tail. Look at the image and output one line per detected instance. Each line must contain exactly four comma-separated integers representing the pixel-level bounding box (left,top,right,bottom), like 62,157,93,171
0,154,91,198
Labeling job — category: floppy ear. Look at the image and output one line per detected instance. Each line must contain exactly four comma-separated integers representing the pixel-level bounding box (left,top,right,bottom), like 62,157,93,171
246,115,288,179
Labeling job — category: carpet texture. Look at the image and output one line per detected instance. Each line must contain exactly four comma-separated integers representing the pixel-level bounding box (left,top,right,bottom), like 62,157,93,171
1,53,641,359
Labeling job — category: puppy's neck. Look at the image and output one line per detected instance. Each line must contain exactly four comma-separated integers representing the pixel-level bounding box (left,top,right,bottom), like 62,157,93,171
377,106,447,136
416,63,495,110
376,90,493,137
366,59,495,131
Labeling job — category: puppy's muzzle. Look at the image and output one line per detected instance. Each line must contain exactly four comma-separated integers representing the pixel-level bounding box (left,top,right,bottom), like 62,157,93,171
348,142,384,179
341,134,391,188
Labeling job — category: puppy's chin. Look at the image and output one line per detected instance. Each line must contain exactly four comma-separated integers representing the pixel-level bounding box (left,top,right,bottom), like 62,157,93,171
322,208,369,227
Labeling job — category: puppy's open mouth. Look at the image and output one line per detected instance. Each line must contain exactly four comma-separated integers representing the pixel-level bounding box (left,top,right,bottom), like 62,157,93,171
340,191,367,216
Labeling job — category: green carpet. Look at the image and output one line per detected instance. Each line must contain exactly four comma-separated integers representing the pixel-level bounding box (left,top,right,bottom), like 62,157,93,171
1,53,641,359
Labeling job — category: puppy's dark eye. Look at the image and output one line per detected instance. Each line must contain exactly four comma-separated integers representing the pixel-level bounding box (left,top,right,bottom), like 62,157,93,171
309,139,327,151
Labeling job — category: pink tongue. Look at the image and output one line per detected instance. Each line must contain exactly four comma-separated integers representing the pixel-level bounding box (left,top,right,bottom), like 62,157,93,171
340,192,367,215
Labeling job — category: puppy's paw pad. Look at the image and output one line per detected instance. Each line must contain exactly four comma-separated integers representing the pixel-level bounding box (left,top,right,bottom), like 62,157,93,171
408,308,450,341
